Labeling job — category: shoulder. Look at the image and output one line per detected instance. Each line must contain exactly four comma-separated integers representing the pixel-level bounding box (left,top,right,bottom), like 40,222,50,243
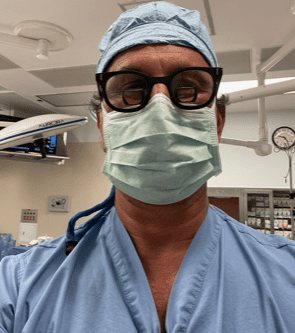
0,234,65,280
0,209,114,282
210,204,295,259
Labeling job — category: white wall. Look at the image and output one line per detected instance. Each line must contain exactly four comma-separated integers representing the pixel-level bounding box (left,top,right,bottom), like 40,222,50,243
208,109,295,189
0,142,112,243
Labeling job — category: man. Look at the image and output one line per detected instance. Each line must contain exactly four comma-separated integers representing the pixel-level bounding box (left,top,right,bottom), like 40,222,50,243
1,2,295,333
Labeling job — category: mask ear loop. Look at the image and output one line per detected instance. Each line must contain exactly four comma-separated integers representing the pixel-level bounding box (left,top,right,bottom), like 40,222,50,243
66,185,115,255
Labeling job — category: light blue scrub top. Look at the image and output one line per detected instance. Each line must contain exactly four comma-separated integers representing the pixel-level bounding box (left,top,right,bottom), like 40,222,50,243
1,205,295,333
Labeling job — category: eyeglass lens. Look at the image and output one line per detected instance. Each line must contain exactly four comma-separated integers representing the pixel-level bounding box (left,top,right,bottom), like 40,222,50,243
105,70,214,110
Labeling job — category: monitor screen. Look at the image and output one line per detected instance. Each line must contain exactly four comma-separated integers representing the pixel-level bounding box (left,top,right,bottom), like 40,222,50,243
3,136,57,155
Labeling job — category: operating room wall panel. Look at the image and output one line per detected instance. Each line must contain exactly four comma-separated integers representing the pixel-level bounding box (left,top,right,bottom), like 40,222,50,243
0,142,112,243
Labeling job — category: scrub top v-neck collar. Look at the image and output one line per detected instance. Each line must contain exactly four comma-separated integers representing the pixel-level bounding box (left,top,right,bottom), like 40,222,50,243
106,205,222,332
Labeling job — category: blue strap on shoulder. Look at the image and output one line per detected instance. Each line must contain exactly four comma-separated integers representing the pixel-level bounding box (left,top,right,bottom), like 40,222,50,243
65,185,115,255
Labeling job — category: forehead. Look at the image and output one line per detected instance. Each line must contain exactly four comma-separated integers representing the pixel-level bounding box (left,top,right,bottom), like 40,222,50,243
105,44,210,73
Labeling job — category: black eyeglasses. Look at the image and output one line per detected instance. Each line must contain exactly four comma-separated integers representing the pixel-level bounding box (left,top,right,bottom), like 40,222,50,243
96,67,223,112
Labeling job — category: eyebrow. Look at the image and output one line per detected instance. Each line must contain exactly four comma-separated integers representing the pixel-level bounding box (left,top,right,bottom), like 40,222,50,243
116,66,195,75
118,66,144,73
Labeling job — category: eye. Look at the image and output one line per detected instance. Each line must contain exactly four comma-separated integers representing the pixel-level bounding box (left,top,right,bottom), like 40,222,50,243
171,69,214,106
123,88,145,106
175,86,197,103
105,73,148,109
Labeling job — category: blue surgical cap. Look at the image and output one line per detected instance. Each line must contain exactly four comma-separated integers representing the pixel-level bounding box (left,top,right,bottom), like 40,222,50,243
96,1,217,73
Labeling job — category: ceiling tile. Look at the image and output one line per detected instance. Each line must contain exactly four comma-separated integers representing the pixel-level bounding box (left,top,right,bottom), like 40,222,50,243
0,91,52,115
36,91,96,107
28,65,97,87
216,50,251,75
0,54,20,70
261,46,295,72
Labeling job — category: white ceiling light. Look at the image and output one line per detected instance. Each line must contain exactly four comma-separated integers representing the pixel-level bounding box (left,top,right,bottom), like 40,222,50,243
218,77,295,96
0,20,74,60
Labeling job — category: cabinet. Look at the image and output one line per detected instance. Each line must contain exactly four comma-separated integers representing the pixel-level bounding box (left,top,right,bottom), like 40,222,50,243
208,187,294,241
245,191,272,235
243,189,294,240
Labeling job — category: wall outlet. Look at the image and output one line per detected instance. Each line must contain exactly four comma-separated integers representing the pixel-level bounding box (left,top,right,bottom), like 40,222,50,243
48,196,70,212
21,209,38,222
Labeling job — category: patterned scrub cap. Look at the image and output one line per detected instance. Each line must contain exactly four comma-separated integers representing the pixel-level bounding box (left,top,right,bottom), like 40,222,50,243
96,1,217,73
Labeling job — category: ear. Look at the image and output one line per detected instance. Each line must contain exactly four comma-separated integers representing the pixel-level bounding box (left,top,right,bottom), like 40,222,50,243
96,110,102,132
96,111,107,151
215,104,226,142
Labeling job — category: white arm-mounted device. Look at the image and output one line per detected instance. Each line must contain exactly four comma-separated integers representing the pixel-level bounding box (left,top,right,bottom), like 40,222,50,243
216,78,295,156
0,114,88,158
216,33,295,156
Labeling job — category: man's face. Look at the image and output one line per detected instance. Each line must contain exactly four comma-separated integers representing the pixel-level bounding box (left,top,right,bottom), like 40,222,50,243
97,44,225,149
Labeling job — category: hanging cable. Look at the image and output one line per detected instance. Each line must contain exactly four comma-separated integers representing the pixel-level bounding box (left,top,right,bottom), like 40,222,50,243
66,186,115,255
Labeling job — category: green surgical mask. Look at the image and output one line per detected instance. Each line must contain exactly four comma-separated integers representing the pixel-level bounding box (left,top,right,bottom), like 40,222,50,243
102,93,222,205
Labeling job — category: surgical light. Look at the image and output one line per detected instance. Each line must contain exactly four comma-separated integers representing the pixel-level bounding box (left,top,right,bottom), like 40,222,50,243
0,21,73,60
0,114,88,156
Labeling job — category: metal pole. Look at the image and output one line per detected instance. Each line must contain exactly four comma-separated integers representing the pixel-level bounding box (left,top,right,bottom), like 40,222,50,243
291,198,294,241
257,72,268,143
289,154,295,240
290,155,293,193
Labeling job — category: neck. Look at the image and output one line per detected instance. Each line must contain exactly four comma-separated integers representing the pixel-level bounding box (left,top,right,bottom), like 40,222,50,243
115,184,209,257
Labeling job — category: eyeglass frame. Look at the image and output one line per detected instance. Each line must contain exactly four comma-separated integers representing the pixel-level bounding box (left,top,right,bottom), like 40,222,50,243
96,67,223,112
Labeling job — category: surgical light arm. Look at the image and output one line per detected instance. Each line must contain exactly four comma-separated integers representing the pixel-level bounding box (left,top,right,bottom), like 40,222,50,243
218,78,295,106
217,78,295,156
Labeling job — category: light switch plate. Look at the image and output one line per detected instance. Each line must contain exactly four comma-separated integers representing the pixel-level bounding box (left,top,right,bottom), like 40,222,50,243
48,195,70,212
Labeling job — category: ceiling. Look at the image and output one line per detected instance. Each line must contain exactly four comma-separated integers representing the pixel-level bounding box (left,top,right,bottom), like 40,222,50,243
0,0,295,137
